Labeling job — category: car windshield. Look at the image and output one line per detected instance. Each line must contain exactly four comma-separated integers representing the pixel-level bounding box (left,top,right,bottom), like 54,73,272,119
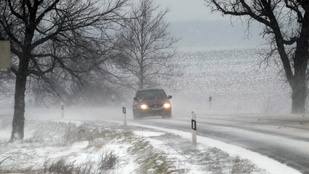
137,90,167,99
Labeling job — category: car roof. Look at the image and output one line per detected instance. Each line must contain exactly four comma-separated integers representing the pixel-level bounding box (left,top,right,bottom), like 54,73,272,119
137,88,164,92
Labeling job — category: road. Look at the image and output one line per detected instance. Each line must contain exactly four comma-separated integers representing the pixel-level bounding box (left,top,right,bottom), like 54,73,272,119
2,107,309,173
130,110,309,174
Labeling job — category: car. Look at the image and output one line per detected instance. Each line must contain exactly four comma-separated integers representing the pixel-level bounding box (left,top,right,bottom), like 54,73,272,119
133,88,172,119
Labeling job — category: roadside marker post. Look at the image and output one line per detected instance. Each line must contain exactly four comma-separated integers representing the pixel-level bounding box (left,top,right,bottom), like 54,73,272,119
61,102,64,118
209,96,212,110
191,111,197,146
122,106,127,126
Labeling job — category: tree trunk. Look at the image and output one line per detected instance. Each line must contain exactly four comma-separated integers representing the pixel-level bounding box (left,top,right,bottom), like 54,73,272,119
10,51,30,142
10,73,27,142
291,19,309,114
291,80,307,114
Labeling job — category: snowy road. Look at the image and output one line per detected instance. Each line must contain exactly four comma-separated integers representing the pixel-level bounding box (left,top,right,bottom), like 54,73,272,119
131,111,309,174
2,107,309,173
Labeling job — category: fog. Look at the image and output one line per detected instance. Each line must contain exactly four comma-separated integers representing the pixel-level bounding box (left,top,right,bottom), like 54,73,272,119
0,1,307,173
154,0,265,50
1,0,285,114
19,47,290,115
0,0,293,120
165,47,290,114
1,47,291,116
147,0,290,114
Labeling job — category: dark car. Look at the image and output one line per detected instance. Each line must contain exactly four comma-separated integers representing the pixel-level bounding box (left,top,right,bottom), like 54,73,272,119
133,88,172,119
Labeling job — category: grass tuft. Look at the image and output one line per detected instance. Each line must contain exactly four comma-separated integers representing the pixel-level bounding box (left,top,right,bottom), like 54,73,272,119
43,151,120,174
98,151,119,171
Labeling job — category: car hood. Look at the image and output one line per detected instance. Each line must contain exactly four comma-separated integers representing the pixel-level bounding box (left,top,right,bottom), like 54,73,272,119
139,98,170,105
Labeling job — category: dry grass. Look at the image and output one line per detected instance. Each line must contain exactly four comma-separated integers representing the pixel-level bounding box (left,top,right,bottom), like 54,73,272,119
42,151,120,174
98,151,119,171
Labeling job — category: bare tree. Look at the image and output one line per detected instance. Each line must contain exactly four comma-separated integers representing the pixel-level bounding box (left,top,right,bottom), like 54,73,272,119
0,0,127,142
29,48,122,107
116,0,178,91
206,0,309,114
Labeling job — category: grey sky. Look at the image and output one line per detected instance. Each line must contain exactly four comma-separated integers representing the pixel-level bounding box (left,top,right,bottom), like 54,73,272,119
152,0,265,50
154,0,222,22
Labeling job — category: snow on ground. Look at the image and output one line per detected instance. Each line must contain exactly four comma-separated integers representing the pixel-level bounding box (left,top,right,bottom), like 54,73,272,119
129,123,301,174
0,116,301,174
0,47,303,173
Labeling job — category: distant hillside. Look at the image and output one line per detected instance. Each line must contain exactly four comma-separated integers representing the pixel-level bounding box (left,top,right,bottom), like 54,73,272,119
169,47,291,113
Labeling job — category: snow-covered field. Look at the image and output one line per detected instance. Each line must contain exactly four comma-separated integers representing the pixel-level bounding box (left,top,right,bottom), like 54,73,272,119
170,47,290,114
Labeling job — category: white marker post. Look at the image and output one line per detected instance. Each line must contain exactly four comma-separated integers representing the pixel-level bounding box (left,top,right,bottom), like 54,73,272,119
61,102,64,118
122,107,127,126
191,111,197,146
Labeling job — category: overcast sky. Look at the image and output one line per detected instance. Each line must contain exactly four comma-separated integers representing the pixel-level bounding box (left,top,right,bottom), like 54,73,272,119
152,0,265,50
154,0,221,22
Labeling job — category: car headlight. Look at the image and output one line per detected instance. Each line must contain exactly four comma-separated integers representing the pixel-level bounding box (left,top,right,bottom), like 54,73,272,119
163,103,171,109
140,104,148,110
